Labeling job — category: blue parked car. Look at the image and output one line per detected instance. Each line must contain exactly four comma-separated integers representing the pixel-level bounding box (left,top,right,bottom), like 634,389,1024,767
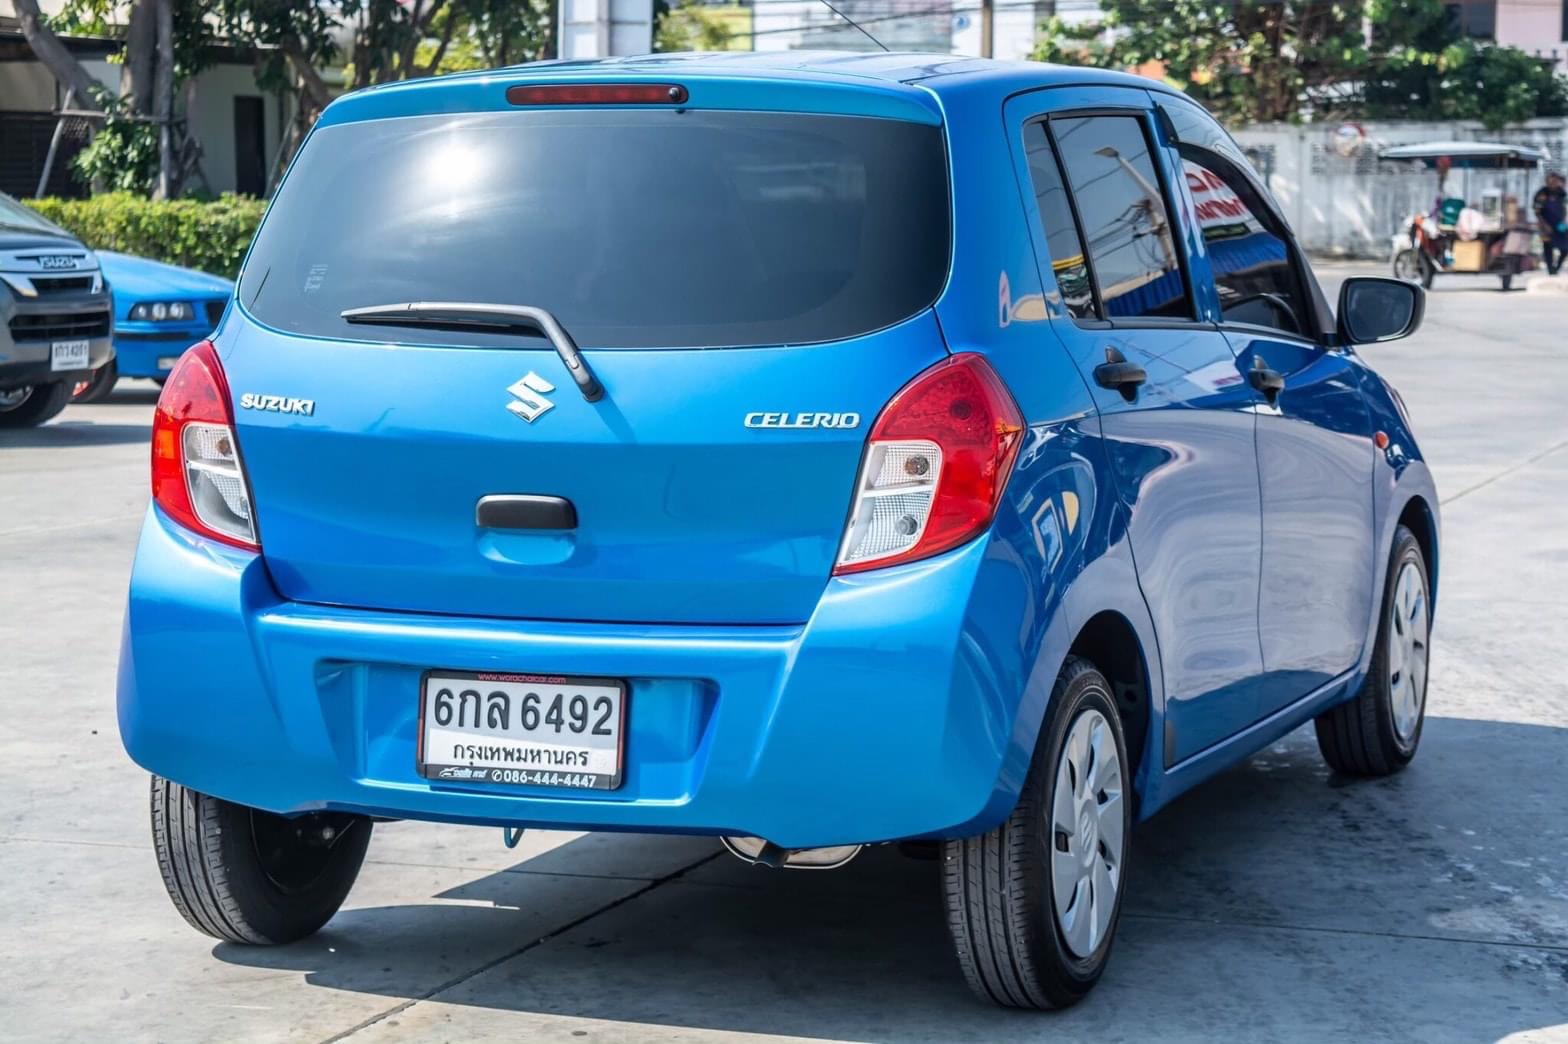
72,251,231,401
117,53,1437,1008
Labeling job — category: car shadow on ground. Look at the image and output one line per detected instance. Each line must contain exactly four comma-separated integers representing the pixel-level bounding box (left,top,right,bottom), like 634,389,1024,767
211,715,1568,1041
0,420,151,447
0,384,158,447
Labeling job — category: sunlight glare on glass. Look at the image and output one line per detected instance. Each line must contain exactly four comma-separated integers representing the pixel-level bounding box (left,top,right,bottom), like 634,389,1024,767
422,129,486,219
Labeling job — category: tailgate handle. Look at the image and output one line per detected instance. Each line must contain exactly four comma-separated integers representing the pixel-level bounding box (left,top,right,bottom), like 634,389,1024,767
476,495,577,530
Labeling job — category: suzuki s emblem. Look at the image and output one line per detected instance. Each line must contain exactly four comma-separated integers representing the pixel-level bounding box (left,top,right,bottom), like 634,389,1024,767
38,255,77,270
507,371,555,423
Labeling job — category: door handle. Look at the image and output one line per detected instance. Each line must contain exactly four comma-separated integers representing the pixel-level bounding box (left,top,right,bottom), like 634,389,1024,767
1093,346,1147,402
476,494,577,530
1249,356,1285,402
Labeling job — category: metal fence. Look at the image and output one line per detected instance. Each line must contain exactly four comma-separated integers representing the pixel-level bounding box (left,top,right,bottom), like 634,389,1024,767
1232,119,1567,258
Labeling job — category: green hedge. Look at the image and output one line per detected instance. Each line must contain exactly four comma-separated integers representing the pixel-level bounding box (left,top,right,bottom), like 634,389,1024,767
26,193,267,280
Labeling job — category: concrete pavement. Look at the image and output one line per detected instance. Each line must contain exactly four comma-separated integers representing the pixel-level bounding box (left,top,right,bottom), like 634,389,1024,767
1,263,1564,1042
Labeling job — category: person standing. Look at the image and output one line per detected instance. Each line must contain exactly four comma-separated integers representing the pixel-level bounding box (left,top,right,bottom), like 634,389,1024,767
1533,170,1568,275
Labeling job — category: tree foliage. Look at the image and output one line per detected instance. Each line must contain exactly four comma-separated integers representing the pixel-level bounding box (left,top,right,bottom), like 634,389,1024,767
1036,0,1568,129
654,0,735,52
1360,0,1568,129
1035,0,1368,124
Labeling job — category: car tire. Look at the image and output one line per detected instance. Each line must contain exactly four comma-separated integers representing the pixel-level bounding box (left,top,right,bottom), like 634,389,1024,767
0,381,70,428
1314,525,1430,776
72,359,118,403
941,657,1131,1009
149,775,372,944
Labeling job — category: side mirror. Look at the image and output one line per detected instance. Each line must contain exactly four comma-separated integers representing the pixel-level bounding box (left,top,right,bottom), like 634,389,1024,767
1336,277,1425,345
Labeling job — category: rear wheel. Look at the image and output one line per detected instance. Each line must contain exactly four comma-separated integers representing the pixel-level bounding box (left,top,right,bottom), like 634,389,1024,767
0,381,70,428
149,775,372,944
942,657,1130,1009
72,359,118,402
1315,525,1430,776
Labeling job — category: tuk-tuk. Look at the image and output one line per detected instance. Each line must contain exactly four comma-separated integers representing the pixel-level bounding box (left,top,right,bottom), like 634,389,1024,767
1382,141,1548,291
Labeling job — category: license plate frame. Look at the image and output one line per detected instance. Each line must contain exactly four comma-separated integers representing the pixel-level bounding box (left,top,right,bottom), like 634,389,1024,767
416,669,627,791
50,339,90,371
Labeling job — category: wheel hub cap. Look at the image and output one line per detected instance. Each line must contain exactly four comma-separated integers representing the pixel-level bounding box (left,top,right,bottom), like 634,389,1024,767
1388,559,1430,744
1050,707,1125,959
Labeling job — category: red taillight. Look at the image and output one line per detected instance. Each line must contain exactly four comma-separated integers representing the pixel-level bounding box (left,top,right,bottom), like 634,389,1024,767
834,353,1023,575
506,83,688,106
151,340,258,550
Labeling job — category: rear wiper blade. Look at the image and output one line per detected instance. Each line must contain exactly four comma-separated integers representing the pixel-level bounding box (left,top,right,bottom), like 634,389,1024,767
341,301,603,403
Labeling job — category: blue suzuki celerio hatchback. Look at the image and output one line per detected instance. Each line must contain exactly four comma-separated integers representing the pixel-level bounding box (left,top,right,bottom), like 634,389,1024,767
119,52,1439,1009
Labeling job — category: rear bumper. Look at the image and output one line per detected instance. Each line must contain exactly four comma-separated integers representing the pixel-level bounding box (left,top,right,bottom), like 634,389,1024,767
118,507,1032,848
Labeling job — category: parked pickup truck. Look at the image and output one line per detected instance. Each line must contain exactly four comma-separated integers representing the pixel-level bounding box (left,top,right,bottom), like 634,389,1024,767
0,191,113,427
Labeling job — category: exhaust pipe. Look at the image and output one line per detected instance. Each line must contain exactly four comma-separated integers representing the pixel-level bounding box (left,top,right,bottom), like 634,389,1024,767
721,835,862,870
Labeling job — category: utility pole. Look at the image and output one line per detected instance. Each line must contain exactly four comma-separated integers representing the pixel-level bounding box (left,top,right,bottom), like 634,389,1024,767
980,0,993,58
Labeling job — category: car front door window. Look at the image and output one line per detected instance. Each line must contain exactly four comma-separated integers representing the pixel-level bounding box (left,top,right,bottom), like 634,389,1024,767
1181,156,1310,336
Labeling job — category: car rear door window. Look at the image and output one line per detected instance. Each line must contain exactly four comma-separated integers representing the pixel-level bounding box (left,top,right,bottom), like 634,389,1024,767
1021,122,1097,320
1050,115,1191,321
1180,156,1311,337
238,110,950,350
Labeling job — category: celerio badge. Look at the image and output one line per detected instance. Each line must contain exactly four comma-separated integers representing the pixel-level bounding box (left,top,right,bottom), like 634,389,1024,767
507,372,555,423
744,412,860,430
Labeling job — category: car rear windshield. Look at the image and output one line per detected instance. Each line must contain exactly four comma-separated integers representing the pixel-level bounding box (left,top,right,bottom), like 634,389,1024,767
239,109,951,349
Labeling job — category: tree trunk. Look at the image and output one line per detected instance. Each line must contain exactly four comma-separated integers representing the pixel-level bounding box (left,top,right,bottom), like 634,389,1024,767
154,0,176,199
419,5,458,78
280,37,333,115
122,0,158,114
12,0,105,111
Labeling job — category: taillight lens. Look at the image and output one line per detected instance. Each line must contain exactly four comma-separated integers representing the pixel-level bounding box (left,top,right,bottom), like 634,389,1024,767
835,353,1023,574
151,340,258,550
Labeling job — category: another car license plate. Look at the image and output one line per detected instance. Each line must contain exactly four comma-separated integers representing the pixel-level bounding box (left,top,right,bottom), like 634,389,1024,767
50,339,90,371
418,671,625,790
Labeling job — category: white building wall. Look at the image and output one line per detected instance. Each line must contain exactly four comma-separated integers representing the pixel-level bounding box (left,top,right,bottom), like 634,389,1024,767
559,0,653,58
1495,0,1567,69
1232,119,1567,257
0,47,281,195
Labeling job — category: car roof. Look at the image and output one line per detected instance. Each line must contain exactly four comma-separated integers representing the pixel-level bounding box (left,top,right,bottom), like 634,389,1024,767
335,50,1169,111
491,50,1157,90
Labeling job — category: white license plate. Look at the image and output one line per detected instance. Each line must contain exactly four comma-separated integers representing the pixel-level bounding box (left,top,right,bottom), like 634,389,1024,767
156,356,180,371
418,671,625,790
50,339,90,371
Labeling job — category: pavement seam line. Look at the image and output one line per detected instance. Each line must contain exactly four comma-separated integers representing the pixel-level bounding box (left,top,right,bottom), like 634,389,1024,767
0,834,693,884
318,849,723,1044
0,511,144,539
1440,437,1568,506
358,856,669,882
1124,910,1568,954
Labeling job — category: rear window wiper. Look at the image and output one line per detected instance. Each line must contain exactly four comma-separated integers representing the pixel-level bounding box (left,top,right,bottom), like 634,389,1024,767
341,301,603,403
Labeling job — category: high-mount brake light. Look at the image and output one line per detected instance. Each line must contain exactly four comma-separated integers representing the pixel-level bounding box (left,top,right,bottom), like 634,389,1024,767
151,339,259,550
506,83,689,106
834,353,1023,575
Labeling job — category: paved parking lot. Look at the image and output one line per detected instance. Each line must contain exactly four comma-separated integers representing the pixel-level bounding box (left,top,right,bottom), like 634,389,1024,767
2,263,1565,1042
